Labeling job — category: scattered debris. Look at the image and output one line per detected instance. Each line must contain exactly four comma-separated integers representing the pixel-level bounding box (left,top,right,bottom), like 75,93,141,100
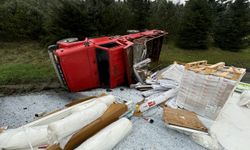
0,59,248,150
143,117,154,124
134,63,184,113
0,126,8,133
35,111,47,117
106,89,112,92
133,58,152,83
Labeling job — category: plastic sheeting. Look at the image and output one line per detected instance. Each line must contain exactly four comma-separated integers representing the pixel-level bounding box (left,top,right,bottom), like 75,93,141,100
75,118,132,150
191,92,250,150
210,93,250,150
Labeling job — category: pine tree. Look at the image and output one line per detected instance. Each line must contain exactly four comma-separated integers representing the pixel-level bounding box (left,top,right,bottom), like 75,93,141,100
127,0,151,30
214,0,250,50
148,0,183,39
44,0,97,43
177,0,211,49
0,0,44,40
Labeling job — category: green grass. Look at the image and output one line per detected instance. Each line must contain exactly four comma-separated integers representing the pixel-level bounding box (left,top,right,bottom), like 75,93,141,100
159,42,250,68
0,41,249,85
0,41,56,85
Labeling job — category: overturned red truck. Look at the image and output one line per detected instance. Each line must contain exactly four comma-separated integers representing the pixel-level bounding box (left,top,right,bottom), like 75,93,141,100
48,30,166,92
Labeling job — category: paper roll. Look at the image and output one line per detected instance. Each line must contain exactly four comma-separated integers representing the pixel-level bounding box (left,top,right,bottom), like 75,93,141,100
75,118,132,150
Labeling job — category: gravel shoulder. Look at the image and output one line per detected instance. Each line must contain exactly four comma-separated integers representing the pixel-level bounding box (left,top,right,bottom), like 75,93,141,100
0,87,204,150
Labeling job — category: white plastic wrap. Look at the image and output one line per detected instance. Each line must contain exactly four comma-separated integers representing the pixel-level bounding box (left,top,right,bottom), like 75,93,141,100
48,103,108,142
75,118,132,150
0,126,48,149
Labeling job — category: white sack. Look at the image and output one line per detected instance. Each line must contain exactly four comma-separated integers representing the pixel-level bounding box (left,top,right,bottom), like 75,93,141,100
48,103,108,142
75,118,132,150
0,126,48,149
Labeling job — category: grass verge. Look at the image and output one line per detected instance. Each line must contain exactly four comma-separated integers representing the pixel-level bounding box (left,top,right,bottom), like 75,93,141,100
0,41,56,85
159,42,250,69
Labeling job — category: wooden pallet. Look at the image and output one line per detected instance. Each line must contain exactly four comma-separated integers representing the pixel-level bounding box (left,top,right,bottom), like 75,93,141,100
184,60,246,81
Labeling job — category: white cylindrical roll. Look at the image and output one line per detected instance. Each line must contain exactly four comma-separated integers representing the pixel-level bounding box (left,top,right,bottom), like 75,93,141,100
0,126,48,149
71,95,115,113
71,100,98,113
140,88,178,112
75,118,132,150
97,95,116,106
48,103,108,142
